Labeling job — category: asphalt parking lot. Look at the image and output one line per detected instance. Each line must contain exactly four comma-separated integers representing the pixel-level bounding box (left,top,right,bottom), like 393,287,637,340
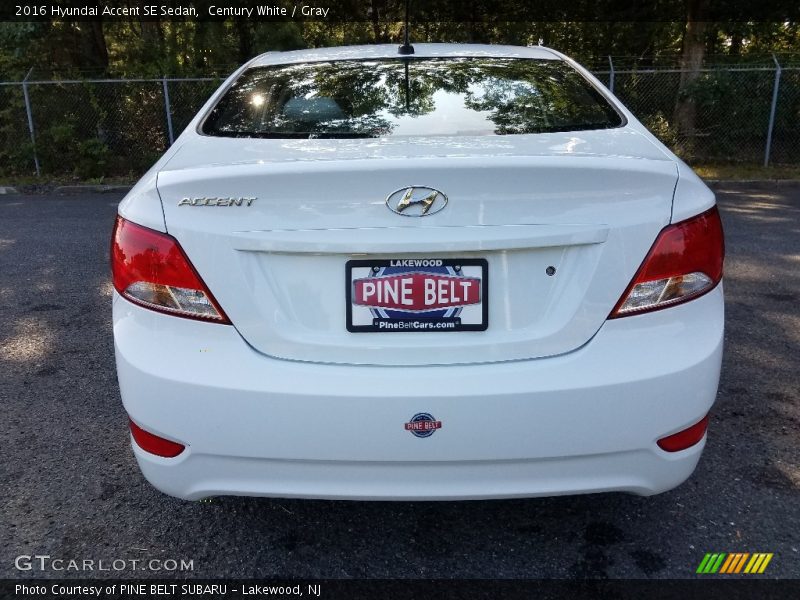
0,183,798,579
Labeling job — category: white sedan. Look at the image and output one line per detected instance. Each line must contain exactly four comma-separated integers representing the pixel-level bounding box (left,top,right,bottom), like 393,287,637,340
112,44,724,500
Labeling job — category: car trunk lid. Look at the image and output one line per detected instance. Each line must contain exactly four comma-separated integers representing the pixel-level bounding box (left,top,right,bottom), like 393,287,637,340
158,131,676,365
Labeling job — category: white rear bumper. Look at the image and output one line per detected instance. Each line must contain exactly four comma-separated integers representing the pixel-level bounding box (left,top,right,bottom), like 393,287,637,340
114,286,723,500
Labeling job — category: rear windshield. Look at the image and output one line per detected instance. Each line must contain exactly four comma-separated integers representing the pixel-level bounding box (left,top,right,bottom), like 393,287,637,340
201,57,623,139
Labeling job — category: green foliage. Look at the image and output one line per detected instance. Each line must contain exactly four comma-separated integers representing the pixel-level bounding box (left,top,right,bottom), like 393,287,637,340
74,138,110,179
38,123,109,178
680,71,774,160
2,20,796,79
0,85,34,175
642,112,679,149
1,18,799,177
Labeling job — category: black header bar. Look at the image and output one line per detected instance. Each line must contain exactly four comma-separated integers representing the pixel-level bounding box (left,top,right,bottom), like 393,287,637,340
2,0,799,23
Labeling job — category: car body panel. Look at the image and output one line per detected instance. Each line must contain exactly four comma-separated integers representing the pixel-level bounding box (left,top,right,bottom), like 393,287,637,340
246,43,562,68
115,285,723,499
158,150,677,365
113,43,723,499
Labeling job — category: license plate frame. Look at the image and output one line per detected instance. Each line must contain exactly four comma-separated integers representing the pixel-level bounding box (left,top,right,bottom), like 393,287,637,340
346,258,489,333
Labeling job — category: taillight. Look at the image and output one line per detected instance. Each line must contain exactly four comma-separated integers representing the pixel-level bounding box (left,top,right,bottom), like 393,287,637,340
610,206,724,318
129,419,186,458
111,216,230,323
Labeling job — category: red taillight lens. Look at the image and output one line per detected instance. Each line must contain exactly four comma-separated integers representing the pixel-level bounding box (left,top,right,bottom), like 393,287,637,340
657,415,709,452
129,419,186,458
610,206,724,318
111,216,229,323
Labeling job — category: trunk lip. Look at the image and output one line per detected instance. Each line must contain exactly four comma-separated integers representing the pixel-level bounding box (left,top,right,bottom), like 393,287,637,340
247,43,563,69
160,128,674,174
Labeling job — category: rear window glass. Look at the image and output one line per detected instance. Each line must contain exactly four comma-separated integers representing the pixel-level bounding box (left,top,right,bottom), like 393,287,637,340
201,57,623,139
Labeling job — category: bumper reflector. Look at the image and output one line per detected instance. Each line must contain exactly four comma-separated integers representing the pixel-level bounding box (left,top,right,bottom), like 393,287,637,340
129,419,185,458
657,415,709,452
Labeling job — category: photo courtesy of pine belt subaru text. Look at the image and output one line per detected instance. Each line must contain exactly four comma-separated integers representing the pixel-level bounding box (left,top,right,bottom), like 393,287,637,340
111,43,725,500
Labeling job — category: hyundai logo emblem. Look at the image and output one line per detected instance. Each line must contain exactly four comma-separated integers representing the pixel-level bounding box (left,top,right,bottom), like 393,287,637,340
385,186,448,217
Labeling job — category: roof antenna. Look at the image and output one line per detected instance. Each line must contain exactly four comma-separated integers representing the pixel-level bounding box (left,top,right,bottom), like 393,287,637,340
398,0,414,55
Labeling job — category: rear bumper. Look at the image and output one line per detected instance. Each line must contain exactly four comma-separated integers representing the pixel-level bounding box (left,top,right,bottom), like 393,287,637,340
114,286,723,500
131,446,704,500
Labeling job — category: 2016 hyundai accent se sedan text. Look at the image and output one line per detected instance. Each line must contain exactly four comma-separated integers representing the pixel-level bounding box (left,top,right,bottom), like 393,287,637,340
111,44,725,500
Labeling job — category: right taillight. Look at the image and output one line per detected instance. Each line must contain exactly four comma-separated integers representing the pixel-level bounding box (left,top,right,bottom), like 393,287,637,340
610,206,724,318
111,216,230,323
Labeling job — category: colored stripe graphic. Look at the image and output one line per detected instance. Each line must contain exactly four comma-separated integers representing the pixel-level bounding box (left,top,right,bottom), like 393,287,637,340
745,554,760,573
733,553,750,573
744,553,774,574
758,554,774,573
720,553,749,573
696,553,713,574
719,553,737,574
698,553,773,574
697,553,727,574
711,553,726,573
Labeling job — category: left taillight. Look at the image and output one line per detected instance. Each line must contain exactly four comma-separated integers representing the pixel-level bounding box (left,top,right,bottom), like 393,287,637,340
111,215,230,323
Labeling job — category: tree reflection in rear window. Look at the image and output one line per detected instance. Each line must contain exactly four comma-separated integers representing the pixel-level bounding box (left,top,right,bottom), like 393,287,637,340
201,58,624,139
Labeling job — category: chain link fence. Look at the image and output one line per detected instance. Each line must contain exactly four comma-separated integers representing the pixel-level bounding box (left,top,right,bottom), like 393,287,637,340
0,75,224,178
594,62,800,166
1,60,799,179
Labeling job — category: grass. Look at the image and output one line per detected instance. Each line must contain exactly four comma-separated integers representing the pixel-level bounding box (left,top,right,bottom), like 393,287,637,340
692,164,800,180
0,175,135,187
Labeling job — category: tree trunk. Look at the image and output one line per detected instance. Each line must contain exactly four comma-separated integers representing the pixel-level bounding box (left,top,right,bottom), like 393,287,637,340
140,20,163,47
674,0,710,151
79,20,109,73
193,22,208,70
139,19,164,67
729,31,743,56
371,0,381,43
235,20,253,63
139,19,164,49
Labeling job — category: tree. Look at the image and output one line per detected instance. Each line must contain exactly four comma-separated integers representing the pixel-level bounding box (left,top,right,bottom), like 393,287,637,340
674,0,711,150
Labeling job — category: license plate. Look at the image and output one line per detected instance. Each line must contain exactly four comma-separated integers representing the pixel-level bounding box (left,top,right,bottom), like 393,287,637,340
346,258,488,332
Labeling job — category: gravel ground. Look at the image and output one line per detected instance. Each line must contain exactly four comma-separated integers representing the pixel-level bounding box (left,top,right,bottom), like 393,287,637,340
0,184,798,579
